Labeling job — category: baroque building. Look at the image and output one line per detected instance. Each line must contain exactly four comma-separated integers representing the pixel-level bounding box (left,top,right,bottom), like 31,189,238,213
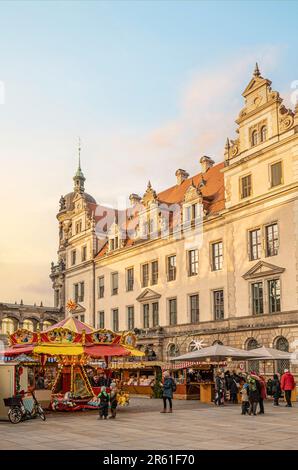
50,65,298,371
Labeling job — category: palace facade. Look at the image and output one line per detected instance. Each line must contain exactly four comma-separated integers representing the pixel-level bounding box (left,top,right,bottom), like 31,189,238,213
50,65,298,371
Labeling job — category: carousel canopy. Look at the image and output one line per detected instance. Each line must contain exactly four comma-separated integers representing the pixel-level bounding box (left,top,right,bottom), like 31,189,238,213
43,316,94,334
172,344,265,362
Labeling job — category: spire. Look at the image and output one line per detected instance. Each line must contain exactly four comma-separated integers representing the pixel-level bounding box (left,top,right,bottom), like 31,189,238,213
73,137,85,193
253,62,261,78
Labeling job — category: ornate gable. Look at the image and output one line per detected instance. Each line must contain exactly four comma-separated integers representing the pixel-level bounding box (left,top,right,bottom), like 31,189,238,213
184,180,203,203
136,288,161,302
142,181,157,207
242,260,285,280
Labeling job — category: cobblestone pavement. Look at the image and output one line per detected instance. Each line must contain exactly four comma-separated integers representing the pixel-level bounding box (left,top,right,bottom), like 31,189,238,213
0,398,297,450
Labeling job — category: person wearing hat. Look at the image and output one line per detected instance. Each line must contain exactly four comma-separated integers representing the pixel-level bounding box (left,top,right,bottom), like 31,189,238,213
281,369,296,407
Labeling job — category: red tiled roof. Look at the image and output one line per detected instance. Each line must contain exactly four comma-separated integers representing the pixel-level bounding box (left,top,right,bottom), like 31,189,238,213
94,162,225,261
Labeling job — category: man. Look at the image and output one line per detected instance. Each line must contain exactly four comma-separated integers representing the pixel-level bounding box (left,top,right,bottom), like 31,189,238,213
281,369,296,407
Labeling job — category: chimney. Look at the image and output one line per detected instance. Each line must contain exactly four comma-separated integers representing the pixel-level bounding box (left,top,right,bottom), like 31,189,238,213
175,169,189,185
200,156,215,173
129,193,142,206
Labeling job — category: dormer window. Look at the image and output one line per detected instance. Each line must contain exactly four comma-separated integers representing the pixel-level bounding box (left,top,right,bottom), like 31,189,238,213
251,130,258,147
109,236,119,251
184,203,199,224
260,125,267,142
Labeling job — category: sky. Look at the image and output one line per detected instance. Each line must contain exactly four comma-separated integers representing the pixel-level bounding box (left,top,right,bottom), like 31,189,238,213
0,0,297,306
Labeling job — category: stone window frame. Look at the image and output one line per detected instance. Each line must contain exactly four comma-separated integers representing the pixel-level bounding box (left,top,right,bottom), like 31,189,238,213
188,292,200,324
210,240,223,272
127,305,135,330
247,226,262,261
239,172,252,200
264,221,279,258
211,288,224,321
269,159,283,189
126,266,134,292
248,276,282,315
249,118,268,148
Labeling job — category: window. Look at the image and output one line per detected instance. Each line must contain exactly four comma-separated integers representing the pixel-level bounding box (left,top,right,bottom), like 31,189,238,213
251,130,258,147
109,236,119,251
268,279,281,313
151,260,158,285
266,223,279,257
211,242,223,271
169,298,177,325
126,268,134,292
143,304,150,328
167,255,176,281
111,272,118,295
275,337,290,375
241,174,252,199
23,319,34,332
80,314,85,322
98,276,104,298
71,250,76,266
246,338,259,373
98,311,105,329
168,343,179,358
112,309,119,331
190,294,199,323
260,125,267,142
249,229,261,260
142,264,149,287
252,282,264,315
127,306,134,330
74,282,84,302
213,290,224,320
75,220,82,234
270,161,282,187
184,203,199,223
188,249,199,276
1,318,16,335
82,246,87,262
152,302,159,327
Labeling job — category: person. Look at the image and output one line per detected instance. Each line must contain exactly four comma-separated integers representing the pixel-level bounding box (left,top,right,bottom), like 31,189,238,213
281,369,296,407
160,371,176,413
230,371,240,404
255,374,267,414
98,386,110,419
109,382,118,419
271,374,281,406
247,375,261,416
240,381,249,415
215,372,225,406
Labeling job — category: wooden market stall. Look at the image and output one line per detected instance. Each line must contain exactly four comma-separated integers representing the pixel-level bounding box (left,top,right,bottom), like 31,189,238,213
167,362,216,401
110,361,163,397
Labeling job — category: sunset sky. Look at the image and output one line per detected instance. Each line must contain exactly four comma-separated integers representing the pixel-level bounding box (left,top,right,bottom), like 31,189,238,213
0,0,297,305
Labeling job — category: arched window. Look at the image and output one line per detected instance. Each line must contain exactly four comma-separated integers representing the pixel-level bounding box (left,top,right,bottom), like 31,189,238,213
1,318,16,335
167,343,179,358
246,338,259,372
260,126,267,142
251,130,258,147
23,319,34,332
213,340,223,346
42,321,53,331
188,341,197,352
275,336,290,374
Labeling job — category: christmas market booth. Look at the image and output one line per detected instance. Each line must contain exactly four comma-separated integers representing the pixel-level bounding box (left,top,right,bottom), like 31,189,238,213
3,316,143,411
110,360,163,397
171,344,264,403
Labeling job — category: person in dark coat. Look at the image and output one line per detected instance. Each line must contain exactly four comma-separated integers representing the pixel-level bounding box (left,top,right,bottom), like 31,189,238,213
98,386,110,419
247,375,261,416
230,372,240,404
215,372,225,406
160,371,176,413
271,374,281,406
109,382,118,419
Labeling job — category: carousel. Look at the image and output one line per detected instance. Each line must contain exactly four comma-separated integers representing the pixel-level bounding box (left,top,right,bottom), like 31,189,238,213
3,307,143,411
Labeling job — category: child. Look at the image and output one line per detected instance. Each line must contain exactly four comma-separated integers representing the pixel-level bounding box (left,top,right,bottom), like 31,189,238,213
240,382,249,415
98,386,110,419
109,382,118,419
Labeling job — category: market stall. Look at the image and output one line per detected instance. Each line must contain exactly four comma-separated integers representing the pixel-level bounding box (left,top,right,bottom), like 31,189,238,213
171,344,264,403
110,361,163,397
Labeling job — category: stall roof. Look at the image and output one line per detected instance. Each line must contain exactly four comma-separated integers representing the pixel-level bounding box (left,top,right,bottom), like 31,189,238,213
172,344,265,362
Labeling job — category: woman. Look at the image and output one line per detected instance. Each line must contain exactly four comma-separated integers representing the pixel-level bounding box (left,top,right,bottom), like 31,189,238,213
109,382,118,419
160,371,176,413
215,372,225,406
271,374,281,406
247,375,261,416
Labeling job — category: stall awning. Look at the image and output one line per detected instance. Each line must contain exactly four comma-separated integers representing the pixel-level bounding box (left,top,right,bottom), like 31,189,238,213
84,345,131,358
3,345,35,357
33,345,84,356
123,346,145,357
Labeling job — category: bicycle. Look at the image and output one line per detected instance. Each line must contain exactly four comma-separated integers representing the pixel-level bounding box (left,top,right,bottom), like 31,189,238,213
3,391,46,424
